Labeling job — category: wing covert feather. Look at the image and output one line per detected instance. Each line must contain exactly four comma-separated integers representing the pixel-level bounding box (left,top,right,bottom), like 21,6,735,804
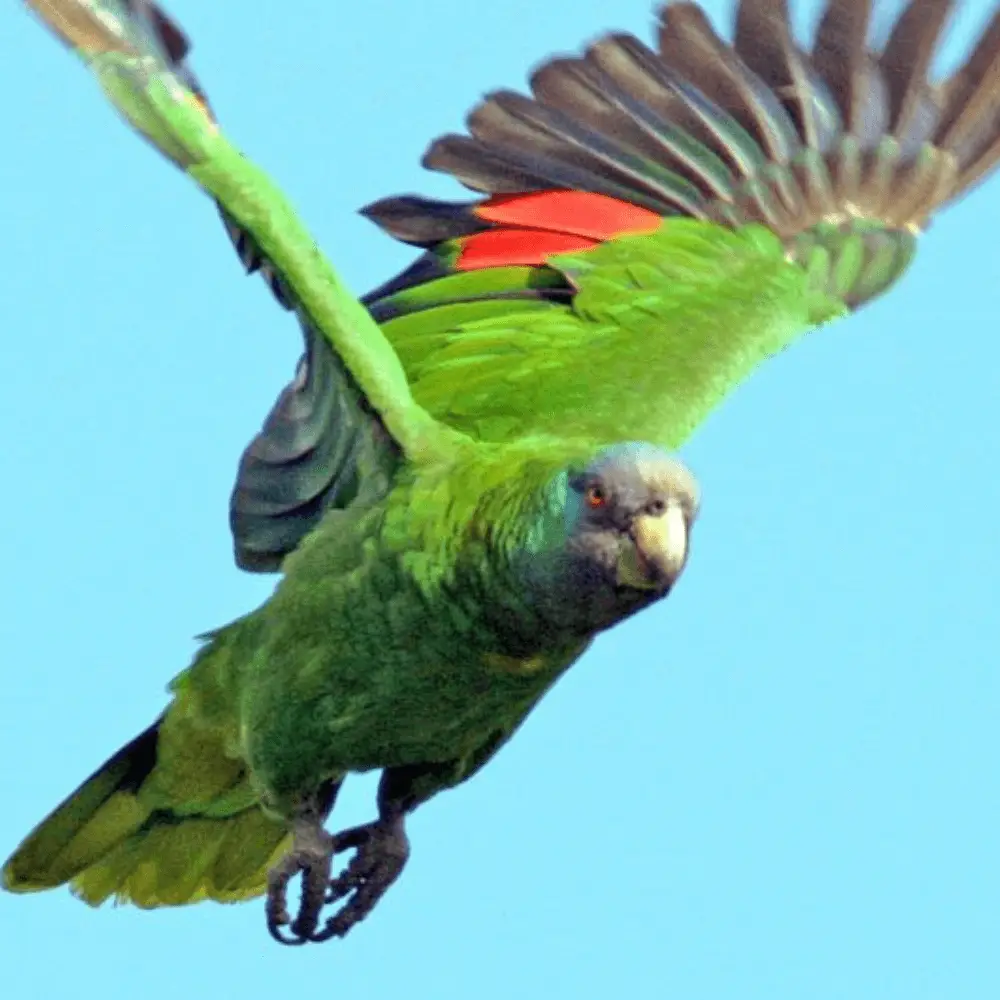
397,221,843,447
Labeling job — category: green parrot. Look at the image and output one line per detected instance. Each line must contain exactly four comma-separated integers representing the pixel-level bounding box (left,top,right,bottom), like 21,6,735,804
5,0,1000,947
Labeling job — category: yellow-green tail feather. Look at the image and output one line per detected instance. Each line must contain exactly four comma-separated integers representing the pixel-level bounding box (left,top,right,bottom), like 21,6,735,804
3,719,289,907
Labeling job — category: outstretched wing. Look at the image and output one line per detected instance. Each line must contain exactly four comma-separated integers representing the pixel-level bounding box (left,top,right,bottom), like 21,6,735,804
356,0,1000,445
27,0,462,572
220,0,1000,460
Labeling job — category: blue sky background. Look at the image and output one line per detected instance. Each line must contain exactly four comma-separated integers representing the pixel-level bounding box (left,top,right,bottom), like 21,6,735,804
1,0,999,996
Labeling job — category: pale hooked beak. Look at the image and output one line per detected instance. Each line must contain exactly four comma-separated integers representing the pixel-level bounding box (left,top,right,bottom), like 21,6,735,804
616,503,689,591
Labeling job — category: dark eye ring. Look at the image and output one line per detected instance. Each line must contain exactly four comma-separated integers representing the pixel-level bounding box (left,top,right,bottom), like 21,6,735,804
647,498,666,516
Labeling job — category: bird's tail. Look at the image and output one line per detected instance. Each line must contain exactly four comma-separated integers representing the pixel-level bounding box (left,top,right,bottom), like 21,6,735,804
3,632,292,908
2,718,289,907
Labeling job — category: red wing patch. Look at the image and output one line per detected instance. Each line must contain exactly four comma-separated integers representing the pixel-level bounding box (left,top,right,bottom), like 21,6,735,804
456,229,600,270
457,190,662,270
474,191,662,240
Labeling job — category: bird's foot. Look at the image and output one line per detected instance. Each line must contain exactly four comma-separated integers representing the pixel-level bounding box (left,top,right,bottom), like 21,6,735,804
265,811,409,945
265,819,334,946
317,813,410,940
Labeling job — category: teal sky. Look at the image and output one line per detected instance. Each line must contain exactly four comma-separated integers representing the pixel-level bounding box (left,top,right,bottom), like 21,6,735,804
2,1,998,996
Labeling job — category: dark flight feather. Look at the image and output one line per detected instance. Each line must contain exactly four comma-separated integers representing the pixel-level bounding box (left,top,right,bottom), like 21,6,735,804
364,0,1000,241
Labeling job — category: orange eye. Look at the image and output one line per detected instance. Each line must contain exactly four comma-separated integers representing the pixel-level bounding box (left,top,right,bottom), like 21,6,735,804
585,485,606,509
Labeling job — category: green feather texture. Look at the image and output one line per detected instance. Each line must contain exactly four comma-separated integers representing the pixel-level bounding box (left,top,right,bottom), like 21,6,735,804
225,0,1000,566
6,0,1000,945
390,221,844,446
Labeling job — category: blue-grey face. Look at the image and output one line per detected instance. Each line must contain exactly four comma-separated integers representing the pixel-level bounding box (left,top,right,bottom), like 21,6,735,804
565,443,700,594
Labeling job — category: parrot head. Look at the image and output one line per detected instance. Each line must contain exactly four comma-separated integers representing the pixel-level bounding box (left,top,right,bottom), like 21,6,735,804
565,442,699,598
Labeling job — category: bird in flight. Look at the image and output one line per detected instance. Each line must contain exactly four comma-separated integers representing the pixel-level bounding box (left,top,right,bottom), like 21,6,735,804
5,0,1000,946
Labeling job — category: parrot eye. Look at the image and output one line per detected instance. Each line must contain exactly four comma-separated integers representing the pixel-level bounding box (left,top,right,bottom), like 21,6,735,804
584,485,607,510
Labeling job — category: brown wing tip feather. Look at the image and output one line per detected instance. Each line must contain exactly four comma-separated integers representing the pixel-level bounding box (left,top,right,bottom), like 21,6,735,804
410,0,1000,239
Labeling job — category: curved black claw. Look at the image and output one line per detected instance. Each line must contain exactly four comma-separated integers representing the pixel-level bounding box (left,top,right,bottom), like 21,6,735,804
266,822,334,946
311,814,410,942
